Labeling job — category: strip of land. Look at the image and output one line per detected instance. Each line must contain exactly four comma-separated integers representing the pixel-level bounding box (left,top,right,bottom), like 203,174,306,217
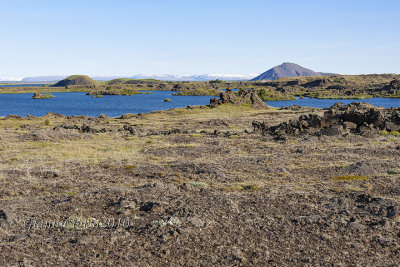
1,74,400,100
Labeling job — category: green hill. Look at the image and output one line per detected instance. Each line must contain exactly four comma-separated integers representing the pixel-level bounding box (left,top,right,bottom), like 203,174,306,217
52,75,99,87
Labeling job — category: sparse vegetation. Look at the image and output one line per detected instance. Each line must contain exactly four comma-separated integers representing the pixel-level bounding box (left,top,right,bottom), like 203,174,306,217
188,181,208,187
172,89,220,96
2,74,399,101
388,168,400,175
379,130,400,136
32,92,55,99
232,183,261,191
332,175,369,182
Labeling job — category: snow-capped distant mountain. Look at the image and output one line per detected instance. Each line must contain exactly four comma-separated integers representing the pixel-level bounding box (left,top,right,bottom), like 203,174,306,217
20,75,128,82
130,74,258,81
5,74,259,83
21,76,67,82
0,77,23,82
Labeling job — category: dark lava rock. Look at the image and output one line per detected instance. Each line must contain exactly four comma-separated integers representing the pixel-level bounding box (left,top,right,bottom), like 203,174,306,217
53,123,80,131
0,210,7,220
123,125,136,135
390,79,400,90
209,89,269,109
4,115,24,120
81,124,107,133
257,102,400,137
281,104,302,111
209,98,222,108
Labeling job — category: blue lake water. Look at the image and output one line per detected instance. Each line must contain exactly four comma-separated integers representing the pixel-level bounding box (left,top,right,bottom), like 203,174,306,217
0,91,214,117
0,84,47,87
0,92,399,117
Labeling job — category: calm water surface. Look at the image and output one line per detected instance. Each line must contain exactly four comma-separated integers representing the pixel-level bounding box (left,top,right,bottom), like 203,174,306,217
0,91,213,117
0,92,399,117
0,84,47,87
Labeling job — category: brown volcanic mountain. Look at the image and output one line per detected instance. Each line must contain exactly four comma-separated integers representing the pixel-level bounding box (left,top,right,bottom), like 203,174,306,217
251,62,322,81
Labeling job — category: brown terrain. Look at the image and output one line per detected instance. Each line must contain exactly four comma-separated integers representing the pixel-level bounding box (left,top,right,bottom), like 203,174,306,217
0,92,400,265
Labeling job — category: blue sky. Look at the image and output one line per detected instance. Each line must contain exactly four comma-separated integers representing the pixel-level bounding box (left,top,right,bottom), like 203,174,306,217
0,0,399,78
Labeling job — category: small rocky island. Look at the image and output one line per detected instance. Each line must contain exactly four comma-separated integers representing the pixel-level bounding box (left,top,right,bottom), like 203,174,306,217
32,92,55,99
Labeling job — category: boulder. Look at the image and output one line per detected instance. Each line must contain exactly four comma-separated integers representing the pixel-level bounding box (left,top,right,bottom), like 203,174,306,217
321,124,345,136
209,89,269,109
220,89,237,104
257,102,400,137
390,79,400,89
209,98,222,108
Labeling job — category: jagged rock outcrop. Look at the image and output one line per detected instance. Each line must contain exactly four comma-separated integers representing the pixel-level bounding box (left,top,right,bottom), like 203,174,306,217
209,89,269,109
390,79,400,89
254,102,400,136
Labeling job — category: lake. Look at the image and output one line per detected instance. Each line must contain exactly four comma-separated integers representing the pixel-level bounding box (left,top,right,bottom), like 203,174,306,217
0,91,214,117
0,84,48,87
0,92,399,117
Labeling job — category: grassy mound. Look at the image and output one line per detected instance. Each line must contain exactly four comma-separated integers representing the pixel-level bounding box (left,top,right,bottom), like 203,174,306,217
52,75,99,87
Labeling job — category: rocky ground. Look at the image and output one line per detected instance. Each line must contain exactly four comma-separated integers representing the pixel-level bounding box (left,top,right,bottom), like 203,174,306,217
0,102,400,266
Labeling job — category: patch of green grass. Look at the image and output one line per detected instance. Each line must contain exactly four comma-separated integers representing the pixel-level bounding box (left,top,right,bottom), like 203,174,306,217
125,165,135,170
188,181,208,187
181,143,199,148
257,88,296,101
379,131,400,136
332,175,369,182
62,192,78,196
388,168,400,175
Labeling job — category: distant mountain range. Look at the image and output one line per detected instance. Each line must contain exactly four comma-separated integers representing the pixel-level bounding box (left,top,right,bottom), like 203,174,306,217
1,74,258,82
131,74,259,81
0,63,333,82
251,62,330,81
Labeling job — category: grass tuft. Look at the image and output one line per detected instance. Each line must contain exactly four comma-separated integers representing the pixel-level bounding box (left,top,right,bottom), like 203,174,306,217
332,175,369,182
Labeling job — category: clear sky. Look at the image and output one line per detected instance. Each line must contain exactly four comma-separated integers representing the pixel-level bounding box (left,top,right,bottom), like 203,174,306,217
0,0,399,78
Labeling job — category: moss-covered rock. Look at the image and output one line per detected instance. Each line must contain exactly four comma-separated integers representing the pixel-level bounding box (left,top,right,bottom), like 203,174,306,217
32,93,55,99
